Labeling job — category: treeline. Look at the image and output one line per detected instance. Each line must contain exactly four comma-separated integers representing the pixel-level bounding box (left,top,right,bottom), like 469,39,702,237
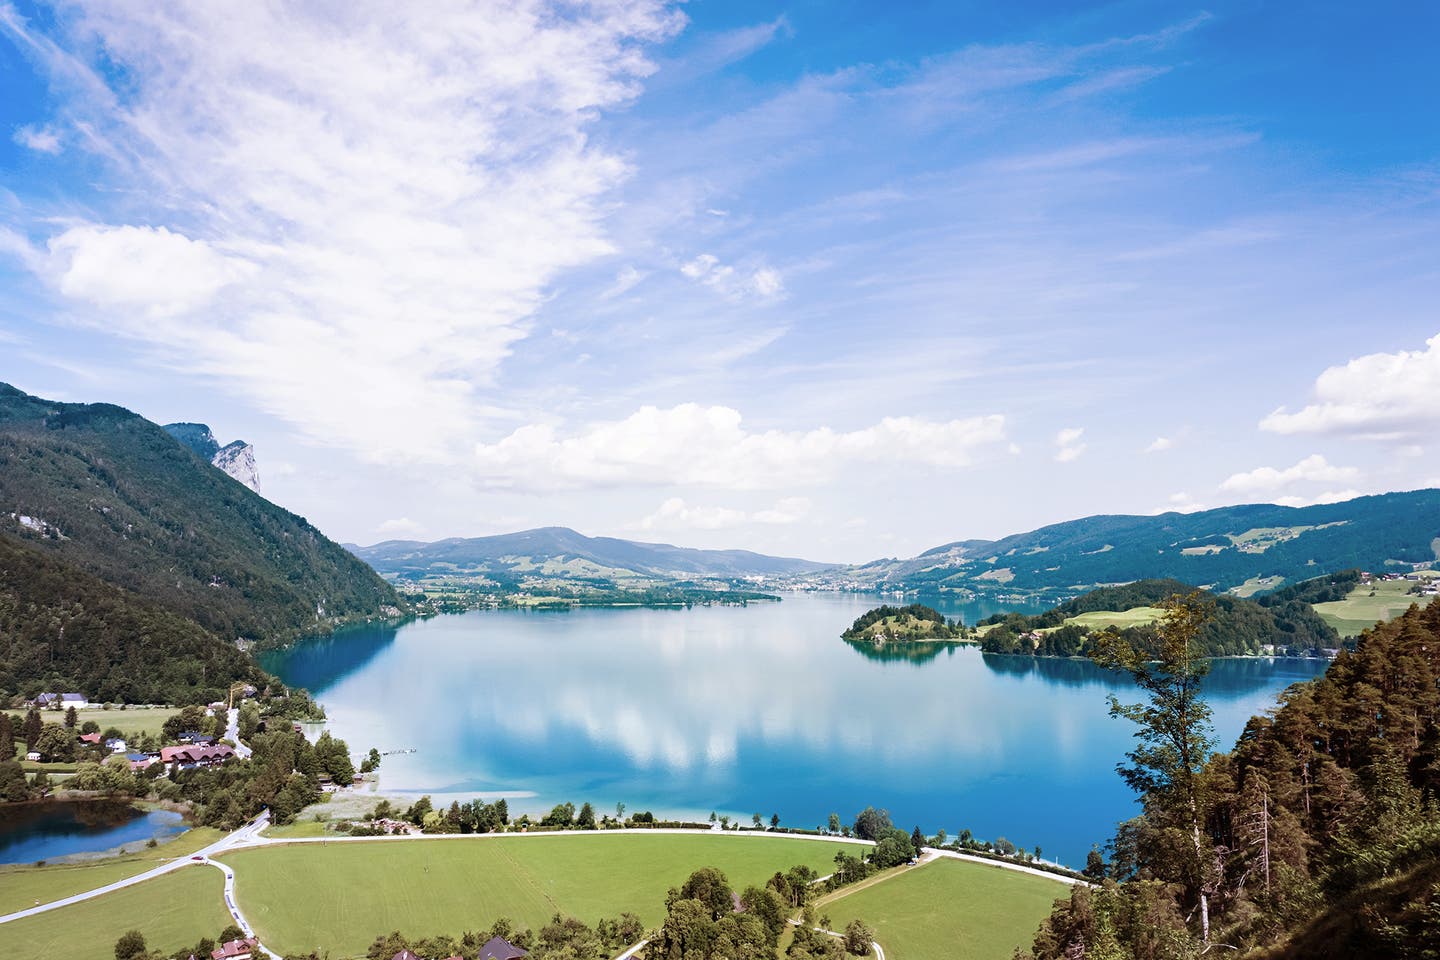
1027,598,1440,958
0,533,270,704
978,579,1338,657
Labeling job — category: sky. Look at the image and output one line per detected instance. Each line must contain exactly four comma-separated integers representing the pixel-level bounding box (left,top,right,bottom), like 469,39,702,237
1,1,1438,563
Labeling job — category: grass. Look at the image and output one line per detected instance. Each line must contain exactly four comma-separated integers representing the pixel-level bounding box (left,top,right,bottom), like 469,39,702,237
1230,575,1286,598
0,827,223,915
0,865,230,960
1312,575,1439,636
216,833,851,957
1035,607,1165,635
821,858,1066,960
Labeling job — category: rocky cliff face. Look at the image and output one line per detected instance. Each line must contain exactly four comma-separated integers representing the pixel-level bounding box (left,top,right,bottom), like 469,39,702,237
164,422,261,492
213,440,260,492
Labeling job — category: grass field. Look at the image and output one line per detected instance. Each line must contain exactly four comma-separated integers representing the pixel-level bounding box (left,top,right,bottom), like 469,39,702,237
217,834,851,956
0,865,229,960
821,858,1066,960
1312,575,1439,636
0,827,223,915
1037,607,1164,635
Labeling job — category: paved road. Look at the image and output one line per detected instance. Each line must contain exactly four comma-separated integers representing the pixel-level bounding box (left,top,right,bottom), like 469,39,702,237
225,708,252,759
0,811,270,926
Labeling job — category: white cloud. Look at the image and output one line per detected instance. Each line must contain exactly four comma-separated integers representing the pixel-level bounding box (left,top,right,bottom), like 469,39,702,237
1219,454,1360,494
601,265,648,299
640,495,811,531
1155,491,1206,514
473,403,1009,489
14,124,61,153
1273,489,1363,508
46,224,254,316
3,2,684,461
1145,436,1174,453
680,253,785,299
1054,426,1086,462
1260,333,1440,439
375,517,424,538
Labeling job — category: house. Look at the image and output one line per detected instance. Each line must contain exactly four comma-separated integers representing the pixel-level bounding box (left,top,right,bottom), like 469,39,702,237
105,737,128,754
25,751,41,762
477,936,529,960
34,692,89,710
211,938,257,960
176,731,216,746
79,732,102,746
161,743,236,771
126,753,157,772
390,951,422,960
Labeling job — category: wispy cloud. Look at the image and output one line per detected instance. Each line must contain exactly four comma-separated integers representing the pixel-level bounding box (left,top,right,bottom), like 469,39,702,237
1054,426,1087,462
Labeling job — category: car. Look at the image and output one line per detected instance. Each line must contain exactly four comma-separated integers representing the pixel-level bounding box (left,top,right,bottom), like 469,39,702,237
191,855,205,861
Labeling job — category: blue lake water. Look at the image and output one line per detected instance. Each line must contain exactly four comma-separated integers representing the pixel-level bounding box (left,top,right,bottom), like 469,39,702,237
261,592,1330,867
0,801,187,865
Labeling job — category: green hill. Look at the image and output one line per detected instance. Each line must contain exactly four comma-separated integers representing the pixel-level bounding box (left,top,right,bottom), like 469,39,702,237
838,491,1440,600
977,578,1338,657
0,383,401,652
841,603,960,643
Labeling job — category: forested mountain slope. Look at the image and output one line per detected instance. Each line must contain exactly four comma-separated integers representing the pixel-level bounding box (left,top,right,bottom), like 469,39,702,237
846,491,1440,598
0,383,400,648
0,532,267,703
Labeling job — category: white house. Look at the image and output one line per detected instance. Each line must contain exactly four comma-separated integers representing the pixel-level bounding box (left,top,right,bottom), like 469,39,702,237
34,692,89,710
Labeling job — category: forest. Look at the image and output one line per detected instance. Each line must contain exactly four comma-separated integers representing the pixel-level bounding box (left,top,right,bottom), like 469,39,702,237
1026,595,1440,958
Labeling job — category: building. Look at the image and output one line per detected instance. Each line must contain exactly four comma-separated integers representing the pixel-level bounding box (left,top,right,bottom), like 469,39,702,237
126,753,157,772
390,951,422,960
176,731,216,746
79,732,102,746
477,936,529,960
105,737,128,754
34,692,89,709
211,938,257,960
161,743,236,771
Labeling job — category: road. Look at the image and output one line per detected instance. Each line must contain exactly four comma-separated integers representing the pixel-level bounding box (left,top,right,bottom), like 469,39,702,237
225,707,252,759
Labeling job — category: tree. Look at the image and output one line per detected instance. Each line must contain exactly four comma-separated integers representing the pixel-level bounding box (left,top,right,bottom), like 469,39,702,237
828,812,841,834
36,724,76,762
22,707,42,748
911,825,926,854
852,807,893,841
616,801,626,820
674,866,735,920
710,810,718,824
753,812,763,829
0,760,29,801
1084,848,1106,880
843,919,874,955
80,719,100,735
0,712,13,759
1090,590,1218,944
114,930,147,960
578,801,596,829
64,705,78,728
771,813,781,830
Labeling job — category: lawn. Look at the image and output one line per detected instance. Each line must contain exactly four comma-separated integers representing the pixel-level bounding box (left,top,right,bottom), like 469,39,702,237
1312,576,1439,637
0,865,230,960
217,833,851,956
0,827,223,915
1036,607,1164,634
821,858,1067,960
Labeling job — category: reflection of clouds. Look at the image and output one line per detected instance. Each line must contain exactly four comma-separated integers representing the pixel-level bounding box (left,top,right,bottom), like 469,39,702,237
300,598,1327,795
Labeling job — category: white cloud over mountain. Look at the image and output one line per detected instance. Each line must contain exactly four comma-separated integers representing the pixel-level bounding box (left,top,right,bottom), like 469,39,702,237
1220,454,1360,494
472,403,1008,489
1261,333,1440,440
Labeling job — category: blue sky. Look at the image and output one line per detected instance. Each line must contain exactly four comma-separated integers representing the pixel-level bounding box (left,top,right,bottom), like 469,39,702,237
2,1,1438,561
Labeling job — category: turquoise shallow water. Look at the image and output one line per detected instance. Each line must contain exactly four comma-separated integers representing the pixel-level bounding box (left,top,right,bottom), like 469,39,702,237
261,592,1328,867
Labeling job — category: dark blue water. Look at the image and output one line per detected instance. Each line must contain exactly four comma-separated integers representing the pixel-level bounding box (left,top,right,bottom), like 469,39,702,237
261,593,1328,867
0,801,187,864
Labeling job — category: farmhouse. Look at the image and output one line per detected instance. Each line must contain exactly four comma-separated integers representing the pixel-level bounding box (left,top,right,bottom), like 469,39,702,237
33,692,89,709
211,938,258,960
160,743,236,770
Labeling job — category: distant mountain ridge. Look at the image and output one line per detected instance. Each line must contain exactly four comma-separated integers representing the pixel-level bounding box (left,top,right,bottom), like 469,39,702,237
351,526,835,581
0,383,401,651
843,490,1440,599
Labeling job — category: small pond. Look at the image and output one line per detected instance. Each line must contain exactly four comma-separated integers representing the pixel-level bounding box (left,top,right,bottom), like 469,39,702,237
0,800,188,865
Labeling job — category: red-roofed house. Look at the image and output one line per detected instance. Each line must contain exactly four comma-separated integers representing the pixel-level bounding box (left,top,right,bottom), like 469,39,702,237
211,938,257,960
161,743,236,771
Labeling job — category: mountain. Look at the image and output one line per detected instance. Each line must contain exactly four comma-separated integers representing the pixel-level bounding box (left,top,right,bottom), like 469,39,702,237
841,491,1440,600
351,526,835,582
0,383,401,649
164,422,261,492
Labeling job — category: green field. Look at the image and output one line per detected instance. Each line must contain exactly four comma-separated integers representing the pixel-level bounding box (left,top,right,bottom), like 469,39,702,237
217,834,850,956
1312,575,1439,636
7,706,183,741
0,827,223,915
1036,607,1164,635
0,865,230,960
822,858,1066,960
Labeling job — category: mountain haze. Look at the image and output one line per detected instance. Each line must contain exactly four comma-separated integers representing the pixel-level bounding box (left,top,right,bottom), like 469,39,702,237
352,526,835,581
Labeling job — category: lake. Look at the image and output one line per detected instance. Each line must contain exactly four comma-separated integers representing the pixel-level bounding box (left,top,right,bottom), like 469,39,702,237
261,592,1329,867
0,800,187,865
